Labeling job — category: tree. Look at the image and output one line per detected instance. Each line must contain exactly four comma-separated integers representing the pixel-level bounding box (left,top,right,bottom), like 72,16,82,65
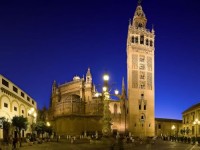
45,125,53,138
34,121,46,138
12,116,28,147
0,117,11,143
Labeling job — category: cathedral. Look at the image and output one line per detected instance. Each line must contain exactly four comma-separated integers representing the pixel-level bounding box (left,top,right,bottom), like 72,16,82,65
49,1,155,137
49,68,126,136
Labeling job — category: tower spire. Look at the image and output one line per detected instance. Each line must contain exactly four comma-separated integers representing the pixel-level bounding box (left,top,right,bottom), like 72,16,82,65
132,1,147,29
121,77,126,99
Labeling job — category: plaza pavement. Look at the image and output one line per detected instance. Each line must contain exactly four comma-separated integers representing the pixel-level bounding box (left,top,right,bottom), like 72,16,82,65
2,139,200,150
16,139,200,150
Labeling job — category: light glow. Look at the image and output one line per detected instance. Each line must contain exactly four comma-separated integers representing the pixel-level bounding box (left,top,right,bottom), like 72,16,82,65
115,90,119,95
103,86,107,92
103,74,109,81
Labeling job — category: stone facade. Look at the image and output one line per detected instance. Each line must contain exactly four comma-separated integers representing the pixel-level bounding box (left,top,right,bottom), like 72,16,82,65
49,68,126,136
155,118,182,137
182,103,200,137
126,3,155,137
0,75,37,139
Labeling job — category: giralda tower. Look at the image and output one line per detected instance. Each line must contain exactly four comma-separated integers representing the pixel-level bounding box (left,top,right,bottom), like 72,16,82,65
127,1,155,137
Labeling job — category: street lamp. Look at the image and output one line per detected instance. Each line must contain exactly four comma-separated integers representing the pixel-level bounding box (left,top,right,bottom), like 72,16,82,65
193,118,200,142
102,73,112,137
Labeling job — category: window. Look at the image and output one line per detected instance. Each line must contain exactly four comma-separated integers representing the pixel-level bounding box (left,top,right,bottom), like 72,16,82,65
131,36,134,43
146,39,149,45
139,104,141,110
158,124,161,129
2,79,9,87
135,37,138,43
141,93,144,99
27,97,30,101
144,105,146,110
150,40,153,47
14,106,17,111
21,92,24,98
13,86,18,93
149,124,151,127
141,114,145,121
32,101,35,105
22,110,24,114
140,35,144,44
4,103,8,108
138,23,143,28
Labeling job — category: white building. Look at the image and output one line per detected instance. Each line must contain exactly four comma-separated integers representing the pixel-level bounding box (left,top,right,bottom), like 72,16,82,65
0,75,37,139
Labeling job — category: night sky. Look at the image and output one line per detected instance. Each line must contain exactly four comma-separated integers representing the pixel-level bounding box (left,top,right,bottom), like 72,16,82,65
0,0,200,120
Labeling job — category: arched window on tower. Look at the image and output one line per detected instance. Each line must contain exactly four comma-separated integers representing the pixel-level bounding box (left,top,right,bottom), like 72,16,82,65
135,37,138,43
150,40,153,47
140,35,144,44
141,114,145,121
138,23,143,28
146,39,149,46
131,36,135,43
114,103,117,115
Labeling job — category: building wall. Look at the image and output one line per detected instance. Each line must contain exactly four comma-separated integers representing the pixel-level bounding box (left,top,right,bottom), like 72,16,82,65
0,75,37,139
52,116,102,136
155,118,182,137
182,103,200,137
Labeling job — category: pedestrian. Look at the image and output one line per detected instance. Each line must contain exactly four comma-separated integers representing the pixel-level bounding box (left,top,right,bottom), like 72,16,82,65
12,138,16,150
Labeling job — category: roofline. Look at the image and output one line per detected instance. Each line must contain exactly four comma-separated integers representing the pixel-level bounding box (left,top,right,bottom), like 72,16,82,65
182,102,200,114
155,118,182,122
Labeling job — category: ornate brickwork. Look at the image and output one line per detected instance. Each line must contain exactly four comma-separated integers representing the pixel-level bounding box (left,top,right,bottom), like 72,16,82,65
147,56,152,71
132,70,138,88
147,72,152,90
132,54,138,69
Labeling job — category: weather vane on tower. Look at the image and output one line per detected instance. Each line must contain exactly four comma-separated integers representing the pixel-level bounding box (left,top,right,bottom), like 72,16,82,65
138,0,142,5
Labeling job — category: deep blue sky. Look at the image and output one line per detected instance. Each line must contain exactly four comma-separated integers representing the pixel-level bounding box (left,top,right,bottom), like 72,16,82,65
0,0,200,120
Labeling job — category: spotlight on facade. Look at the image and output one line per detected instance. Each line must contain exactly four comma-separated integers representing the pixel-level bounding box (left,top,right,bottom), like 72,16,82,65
95,92,99,97
33,112,37,118
171,125,175,130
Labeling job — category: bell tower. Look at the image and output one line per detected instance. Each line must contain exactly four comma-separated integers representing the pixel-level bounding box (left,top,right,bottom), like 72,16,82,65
85,68,93,102
127,1,155,137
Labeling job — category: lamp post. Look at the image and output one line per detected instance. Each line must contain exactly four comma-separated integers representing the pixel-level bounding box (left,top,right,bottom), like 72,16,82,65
95,74,127,137
102,74,112,137
193,118,200,143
